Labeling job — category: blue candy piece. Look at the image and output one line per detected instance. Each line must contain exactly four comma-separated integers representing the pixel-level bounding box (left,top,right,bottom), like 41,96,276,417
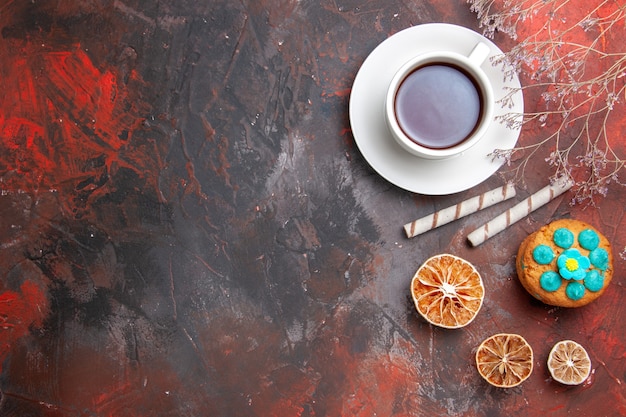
553,228,574,248
565,282,585,301
540,271,561,292
584,270,605,292
589,247,609,271
533,245,555,265
578,229,600,250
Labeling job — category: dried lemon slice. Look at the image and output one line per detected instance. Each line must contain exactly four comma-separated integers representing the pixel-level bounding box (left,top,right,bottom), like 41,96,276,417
410,254,484,329
476,333,534,388
547,340,591,385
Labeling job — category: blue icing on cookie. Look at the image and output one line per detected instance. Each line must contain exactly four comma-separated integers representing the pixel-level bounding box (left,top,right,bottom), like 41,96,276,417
553,228,574,248
540,271,561,292
533,245,555,265
557,248,590,280
589,247,609,270
565,281,585,301
584,270,604,292
578,229,599,250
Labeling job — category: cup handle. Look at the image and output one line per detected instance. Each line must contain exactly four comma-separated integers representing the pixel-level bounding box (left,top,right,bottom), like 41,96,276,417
468,42,491,66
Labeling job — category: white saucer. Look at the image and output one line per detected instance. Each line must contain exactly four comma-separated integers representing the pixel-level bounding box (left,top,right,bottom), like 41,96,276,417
349,23,523,195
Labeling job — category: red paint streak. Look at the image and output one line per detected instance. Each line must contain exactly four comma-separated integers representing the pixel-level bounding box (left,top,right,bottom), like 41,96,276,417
53,344,182,416
593,327,623,353
0,281,49,374
0,44,156,211
44,49,127,151
548,404,566,412
322,88,351,98
510,2,626,140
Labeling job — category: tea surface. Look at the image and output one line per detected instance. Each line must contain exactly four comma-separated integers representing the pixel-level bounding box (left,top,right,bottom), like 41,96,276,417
395,64,482,149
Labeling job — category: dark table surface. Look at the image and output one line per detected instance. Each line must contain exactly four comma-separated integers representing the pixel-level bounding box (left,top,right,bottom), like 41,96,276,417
0,1,624,416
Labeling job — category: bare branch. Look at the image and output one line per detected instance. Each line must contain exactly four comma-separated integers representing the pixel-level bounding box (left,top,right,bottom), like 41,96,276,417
468,0,626,205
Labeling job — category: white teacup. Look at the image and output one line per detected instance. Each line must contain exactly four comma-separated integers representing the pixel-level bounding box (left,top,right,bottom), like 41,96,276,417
384,42,494,160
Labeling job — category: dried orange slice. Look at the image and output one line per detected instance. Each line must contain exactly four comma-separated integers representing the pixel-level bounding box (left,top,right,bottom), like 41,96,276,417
547,340,591,385
410,254,484,329
476,333,534,388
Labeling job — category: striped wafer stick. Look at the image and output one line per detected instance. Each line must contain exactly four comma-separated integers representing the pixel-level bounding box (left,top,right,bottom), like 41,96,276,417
467,175,575,247
403,183,516,238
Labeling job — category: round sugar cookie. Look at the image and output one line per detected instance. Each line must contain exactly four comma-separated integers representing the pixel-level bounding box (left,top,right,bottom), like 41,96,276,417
516,219,613,307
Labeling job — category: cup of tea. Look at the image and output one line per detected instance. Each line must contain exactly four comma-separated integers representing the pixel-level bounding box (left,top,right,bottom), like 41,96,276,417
384,42,494,160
